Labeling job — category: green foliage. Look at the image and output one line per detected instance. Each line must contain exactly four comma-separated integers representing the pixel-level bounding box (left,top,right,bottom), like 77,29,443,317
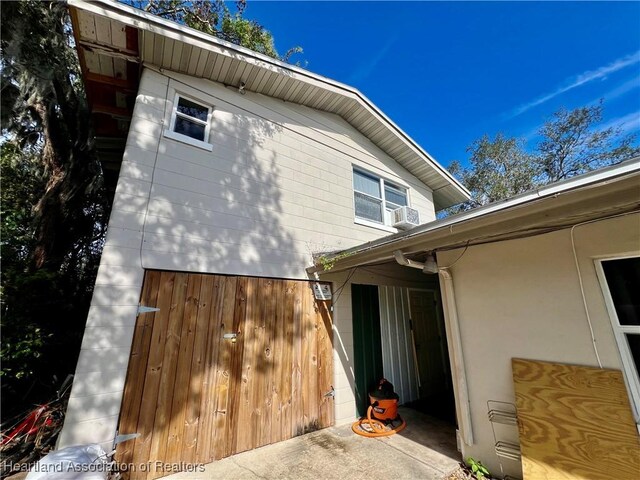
537,101,640,182
0,140,96,413
0,144,44,259
1,1,107,418
1,144,47,381
2,1,108,270
449,133,539,208
0,0,302,419
316,251,353,272
131,0,303,63
445,102,640,215
465,457,491,479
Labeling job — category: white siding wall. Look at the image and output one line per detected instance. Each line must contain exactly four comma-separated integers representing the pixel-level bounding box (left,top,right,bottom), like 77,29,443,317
131,68,436,279
59,67,438,448
436,213,640,479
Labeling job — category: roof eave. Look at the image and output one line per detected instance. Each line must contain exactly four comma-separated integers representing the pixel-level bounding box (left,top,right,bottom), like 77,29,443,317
68,0,470,208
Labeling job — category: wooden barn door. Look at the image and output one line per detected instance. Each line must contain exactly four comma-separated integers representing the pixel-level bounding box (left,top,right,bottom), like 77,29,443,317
116,271,333,479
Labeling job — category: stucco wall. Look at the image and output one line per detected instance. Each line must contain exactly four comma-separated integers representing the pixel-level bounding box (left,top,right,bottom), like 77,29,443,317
58,67,438,449
436,213,640,478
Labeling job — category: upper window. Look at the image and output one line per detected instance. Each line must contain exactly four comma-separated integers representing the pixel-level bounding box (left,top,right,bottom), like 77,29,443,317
353,169,408,226
169,95,212,143
598,256,640,419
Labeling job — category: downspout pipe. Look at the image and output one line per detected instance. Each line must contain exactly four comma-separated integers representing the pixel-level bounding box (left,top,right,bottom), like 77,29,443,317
393,250,439,274
439,268,474,446
393,250,425,270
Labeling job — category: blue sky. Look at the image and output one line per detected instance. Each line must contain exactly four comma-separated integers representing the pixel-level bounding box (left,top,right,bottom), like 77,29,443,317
242,1,640,169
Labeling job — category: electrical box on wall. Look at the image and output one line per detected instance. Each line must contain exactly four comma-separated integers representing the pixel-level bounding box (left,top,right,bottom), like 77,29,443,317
313,283,332,300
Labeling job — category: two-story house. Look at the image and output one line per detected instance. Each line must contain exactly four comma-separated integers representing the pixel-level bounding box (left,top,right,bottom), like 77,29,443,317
59,1,470,475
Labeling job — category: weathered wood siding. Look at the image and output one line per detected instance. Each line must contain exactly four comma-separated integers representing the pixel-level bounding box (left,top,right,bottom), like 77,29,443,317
116,271,333,480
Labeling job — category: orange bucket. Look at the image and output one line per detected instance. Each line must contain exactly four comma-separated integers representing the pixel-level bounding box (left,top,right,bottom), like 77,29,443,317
352,379,406,437
368,378,400,421
368,395,398,421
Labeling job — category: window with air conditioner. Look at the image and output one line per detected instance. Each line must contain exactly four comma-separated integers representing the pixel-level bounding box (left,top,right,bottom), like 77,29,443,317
352,168,409,229
597,256,640,420
164,94,213,150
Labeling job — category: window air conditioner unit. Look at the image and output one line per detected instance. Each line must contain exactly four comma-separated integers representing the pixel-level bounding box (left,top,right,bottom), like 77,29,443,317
392,206,420,229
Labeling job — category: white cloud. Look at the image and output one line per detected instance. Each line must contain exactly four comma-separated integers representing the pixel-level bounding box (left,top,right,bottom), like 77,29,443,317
507,50,640,118
598,112,640,135
520,111,640,144
587,77,640,106
347,38,395,84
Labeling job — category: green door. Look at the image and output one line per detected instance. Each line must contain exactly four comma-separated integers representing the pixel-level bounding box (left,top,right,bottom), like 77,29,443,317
351,284,384,416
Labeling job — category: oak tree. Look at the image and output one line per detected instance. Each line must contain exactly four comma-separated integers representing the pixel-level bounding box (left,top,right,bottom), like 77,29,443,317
446,103,639,214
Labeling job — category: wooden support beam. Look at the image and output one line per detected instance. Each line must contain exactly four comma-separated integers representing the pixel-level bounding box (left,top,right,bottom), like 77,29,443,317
91,103,131,119
78,40,140,63
85,71,137,90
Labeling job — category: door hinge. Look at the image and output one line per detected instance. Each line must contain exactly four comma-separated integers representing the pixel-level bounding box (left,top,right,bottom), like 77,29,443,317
138,305,160,316
114,433,140,445
323,386,335,398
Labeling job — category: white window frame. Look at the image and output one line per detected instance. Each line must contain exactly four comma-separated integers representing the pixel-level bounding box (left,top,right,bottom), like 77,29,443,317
595,254,640,422
352,167,409,232
163,93,213,151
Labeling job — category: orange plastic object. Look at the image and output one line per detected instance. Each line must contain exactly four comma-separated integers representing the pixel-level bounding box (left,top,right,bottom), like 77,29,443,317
351,405,406,437
368,395,398,421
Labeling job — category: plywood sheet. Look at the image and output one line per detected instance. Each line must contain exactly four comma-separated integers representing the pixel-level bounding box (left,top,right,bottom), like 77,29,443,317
512,359,640,480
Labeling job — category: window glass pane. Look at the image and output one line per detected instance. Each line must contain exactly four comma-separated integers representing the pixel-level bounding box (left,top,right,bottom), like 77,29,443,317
603,257,640,325
384,184,407,207
353,170,381,198
177,97,208,121
354,191,383,222
626,334,640,379
174,117,206,141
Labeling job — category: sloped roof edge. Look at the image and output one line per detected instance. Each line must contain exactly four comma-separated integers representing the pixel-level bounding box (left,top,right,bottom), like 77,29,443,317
68,0,470,209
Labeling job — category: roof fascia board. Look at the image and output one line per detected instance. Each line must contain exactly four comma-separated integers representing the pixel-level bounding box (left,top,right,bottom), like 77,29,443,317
68,0,470,203
70,0,329,83
319,159,640,271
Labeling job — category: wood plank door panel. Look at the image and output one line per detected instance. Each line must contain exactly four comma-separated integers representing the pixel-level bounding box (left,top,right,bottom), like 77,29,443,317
116,272,333,479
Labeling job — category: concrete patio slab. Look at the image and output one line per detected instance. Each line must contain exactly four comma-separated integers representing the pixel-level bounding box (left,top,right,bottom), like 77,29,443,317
165,407,461,480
